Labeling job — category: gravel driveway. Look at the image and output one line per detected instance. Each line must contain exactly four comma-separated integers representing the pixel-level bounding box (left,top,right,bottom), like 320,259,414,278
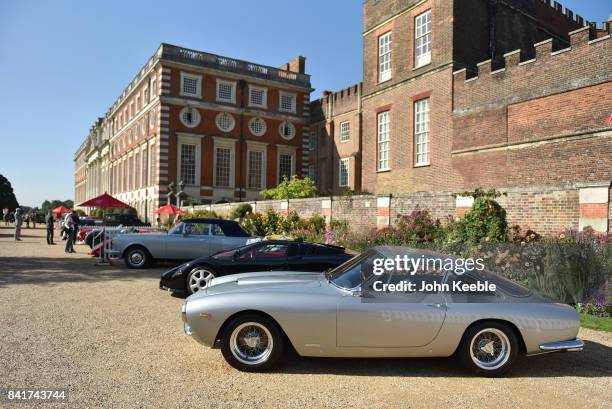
1,226,611,408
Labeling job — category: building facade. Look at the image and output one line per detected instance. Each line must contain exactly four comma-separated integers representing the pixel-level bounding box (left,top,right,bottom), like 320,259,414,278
309,0,612,232
75,44,311,219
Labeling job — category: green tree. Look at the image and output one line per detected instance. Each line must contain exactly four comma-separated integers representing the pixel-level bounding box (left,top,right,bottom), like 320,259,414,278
260,176,317,200
0,174,19,210
41,199,73,214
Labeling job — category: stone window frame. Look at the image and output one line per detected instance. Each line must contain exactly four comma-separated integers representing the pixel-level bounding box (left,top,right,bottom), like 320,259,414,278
279,90,297,113
414,10,432,68
216,79,237,104
378,31,392,83
340,121,351,142
179,71,202,98
213,137,236,188
248,85,268,109
339,157,350,187
177,133,201,187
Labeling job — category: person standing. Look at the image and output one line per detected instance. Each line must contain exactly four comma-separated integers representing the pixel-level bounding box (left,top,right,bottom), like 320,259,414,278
45,211,55,245
31,213,37,229
64,211,75,253
71,210,80,246
24,213,30,229
14,208,23,241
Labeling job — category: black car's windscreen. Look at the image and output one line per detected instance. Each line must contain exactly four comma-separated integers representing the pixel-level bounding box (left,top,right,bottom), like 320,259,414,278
219,221,250,237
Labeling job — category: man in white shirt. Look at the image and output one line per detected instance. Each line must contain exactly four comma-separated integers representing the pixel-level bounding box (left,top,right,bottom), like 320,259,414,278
64,211,75,253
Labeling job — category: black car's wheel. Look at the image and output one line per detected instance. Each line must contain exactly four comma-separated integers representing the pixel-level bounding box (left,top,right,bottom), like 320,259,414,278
124,246,151,269
220,314,285,372
186,267,216,294
458,321,519,377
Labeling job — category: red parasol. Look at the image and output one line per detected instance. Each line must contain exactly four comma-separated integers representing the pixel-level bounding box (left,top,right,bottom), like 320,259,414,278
77,193,132,265
77,193,131,209
153,204,185,215
52,205,71,216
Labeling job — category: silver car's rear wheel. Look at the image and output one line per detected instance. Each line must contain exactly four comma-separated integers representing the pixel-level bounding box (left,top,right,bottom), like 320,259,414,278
469,328,510,370
187,268,215,294
459,321,519,377
229,322,274,365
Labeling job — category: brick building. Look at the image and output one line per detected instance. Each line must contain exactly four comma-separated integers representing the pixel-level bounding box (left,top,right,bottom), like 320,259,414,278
309,83,363,195
75,44,311,220
76,1,612,231
310,0,611,231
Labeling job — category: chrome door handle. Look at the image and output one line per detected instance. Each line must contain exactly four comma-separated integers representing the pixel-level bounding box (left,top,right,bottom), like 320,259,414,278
426,303,447,311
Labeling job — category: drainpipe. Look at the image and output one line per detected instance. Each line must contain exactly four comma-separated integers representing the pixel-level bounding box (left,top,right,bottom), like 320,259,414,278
238,80,246,202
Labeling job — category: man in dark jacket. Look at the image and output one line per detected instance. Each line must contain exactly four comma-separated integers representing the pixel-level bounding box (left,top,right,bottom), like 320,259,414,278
45,211,55,245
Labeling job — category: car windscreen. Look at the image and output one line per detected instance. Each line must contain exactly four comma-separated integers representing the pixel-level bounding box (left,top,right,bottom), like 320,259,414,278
327,250,377,290
168,222,183,235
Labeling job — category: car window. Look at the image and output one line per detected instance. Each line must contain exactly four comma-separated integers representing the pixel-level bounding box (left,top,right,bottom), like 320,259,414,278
211,224,225,236
185,222,210,236
169,222,184,235
238,243,288,260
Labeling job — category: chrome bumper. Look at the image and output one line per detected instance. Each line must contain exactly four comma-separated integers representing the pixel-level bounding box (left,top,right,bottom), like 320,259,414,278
181,302,192,336
539,338,584,352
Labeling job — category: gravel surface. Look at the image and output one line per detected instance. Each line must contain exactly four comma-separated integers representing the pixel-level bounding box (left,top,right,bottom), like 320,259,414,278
1,225,611,409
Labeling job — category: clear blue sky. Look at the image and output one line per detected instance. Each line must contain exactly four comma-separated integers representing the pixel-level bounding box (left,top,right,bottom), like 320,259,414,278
0,0,609,207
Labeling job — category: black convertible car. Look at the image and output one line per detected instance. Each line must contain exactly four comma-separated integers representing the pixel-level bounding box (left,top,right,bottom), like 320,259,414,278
159,240,354,295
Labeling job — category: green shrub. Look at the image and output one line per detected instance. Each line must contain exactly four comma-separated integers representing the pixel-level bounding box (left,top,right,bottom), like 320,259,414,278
241,209,285,237
448,195,508,243
229,203,253,220
260,176,317,200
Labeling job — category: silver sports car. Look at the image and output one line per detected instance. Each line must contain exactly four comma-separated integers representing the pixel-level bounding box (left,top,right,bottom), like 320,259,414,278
109,218,259,268
181,246,583,376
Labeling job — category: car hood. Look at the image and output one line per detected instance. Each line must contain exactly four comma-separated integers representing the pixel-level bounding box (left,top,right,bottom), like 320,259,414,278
190,271,327,298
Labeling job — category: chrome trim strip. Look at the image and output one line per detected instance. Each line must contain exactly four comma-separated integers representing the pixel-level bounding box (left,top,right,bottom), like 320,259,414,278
539,339,584,352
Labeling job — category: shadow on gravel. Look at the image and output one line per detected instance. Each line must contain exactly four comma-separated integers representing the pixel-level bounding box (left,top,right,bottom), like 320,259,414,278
275,340,612,378
0,257,170,288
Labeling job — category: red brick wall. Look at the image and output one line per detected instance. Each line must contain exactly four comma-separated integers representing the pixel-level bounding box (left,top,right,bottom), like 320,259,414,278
507,82,612,143
452,31,612,190
361,67,455,194
190,184,592,236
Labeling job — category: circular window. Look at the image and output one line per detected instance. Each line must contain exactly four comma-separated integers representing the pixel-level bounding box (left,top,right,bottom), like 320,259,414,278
180,107,201,128
248,117,267,136
279,121,296,140
216,112,235,132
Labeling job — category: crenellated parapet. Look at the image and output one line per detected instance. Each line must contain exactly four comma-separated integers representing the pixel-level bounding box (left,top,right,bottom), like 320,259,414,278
453,22,612,111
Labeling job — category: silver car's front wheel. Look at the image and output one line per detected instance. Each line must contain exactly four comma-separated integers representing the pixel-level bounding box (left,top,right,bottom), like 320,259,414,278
459,321,519,377
221,314,285,372
187,268,215,294
229,322,274,365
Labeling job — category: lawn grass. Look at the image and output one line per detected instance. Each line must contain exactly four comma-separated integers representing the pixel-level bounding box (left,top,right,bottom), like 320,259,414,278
580,312,612,332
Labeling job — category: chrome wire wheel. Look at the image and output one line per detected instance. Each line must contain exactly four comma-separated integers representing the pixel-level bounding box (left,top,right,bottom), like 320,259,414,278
188,269,215,293
469,328,511,370
229,322,274,366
